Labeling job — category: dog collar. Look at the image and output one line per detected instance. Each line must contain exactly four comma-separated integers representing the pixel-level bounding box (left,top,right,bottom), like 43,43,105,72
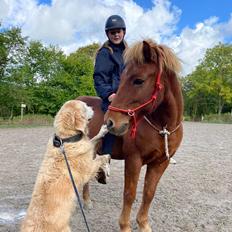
53,132,83,148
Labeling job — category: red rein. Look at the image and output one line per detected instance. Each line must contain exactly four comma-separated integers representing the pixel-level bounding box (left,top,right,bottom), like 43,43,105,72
108,70,163,138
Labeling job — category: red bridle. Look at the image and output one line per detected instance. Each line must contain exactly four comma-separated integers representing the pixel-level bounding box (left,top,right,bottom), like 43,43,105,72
108,70,163,138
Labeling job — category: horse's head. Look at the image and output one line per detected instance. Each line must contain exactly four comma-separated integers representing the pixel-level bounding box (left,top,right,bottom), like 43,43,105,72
105,39,181,136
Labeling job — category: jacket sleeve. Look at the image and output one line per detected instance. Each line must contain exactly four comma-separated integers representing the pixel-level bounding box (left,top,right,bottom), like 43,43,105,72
93,49,115,100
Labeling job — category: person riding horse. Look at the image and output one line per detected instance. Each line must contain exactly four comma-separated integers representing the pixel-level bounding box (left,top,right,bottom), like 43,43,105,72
93,15,127,183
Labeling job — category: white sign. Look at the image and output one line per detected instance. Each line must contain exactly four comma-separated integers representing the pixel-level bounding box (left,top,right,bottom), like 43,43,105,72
21,104,26,108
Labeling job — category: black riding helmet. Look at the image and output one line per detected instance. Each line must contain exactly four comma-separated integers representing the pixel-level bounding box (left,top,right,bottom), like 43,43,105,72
105,15,126,32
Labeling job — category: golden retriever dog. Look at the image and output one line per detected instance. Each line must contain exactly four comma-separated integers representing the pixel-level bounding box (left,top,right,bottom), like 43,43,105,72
21,100,110,232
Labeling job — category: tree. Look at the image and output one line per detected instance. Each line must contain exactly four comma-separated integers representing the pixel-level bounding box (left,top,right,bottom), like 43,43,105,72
26,41,65,83
1,27,28,81
182,43,232,118
22,41,66,114
203,43,232,115
0,26,28,118
30,43,99,116
0,24,8,78
0,24,100,118
63,43,99,97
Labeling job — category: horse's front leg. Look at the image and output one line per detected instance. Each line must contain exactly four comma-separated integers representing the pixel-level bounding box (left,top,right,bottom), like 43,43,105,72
136,160,169,232
119,156,142,232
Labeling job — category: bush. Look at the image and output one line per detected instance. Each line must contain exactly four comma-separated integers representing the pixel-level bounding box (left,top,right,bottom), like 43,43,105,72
203,113,232,123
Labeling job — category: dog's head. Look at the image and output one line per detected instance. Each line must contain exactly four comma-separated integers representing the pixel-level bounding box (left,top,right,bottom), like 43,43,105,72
53,100,93,137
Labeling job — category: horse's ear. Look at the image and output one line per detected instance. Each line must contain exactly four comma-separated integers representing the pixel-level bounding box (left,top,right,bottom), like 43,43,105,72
143,41,152,63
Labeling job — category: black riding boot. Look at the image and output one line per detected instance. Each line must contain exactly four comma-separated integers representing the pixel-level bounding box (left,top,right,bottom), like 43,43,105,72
96,133,115,184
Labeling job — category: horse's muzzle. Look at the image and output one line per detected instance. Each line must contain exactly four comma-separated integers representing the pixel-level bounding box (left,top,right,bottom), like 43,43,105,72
106,118,129,136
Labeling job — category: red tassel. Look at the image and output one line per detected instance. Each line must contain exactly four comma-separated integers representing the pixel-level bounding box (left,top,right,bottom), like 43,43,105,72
130,126,136,138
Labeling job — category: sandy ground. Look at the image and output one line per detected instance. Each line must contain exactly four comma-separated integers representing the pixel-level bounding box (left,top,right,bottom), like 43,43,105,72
0,122,231,232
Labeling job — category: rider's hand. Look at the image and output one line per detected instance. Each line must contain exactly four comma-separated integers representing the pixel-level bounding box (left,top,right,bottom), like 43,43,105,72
108,93,116,102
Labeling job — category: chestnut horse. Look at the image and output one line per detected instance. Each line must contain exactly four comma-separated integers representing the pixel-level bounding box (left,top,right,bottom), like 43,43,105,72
78,39,183,232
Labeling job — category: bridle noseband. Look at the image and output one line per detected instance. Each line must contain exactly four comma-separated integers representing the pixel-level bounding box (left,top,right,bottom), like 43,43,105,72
108,70,163,138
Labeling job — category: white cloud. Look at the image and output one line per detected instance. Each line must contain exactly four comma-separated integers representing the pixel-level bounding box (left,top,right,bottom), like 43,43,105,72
0,0,181,45
123,0,181,43
169,17,224,75
0,0,231,76
0,0,37,27
217,13,232,38
0,0,9,21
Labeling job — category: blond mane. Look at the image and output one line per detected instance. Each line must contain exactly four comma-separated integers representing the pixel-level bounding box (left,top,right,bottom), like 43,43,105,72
124,39,181,74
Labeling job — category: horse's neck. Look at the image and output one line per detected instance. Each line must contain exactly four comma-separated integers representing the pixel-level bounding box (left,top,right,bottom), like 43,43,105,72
149,73,183,130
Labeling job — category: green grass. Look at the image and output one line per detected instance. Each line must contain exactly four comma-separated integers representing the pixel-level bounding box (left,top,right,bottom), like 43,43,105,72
203,113,232,124
184,113,232,124
1,112,231,129
0,114,54,128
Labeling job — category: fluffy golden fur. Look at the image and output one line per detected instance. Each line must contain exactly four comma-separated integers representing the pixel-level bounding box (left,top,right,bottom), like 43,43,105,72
21,100,110,232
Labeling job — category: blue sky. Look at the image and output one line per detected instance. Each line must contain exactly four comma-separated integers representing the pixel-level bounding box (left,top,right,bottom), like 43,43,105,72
136,0,232,32
172,1,232,33
0,0,231,75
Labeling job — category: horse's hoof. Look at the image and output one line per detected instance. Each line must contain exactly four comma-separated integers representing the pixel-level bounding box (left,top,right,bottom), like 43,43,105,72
120,227,132,232
139,227,152,232
138,223,152,232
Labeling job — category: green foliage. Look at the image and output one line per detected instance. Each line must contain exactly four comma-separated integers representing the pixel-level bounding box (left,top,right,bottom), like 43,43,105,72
1,27,28,81
26,41,65,83
0,27,8,77
0,25,99,118
1,24,231,123
182,43,232,120
73,43,100,61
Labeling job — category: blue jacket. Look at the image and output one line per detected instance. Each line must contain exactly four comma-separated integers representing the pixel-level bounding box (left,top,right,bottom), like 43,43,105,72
94,40,126,112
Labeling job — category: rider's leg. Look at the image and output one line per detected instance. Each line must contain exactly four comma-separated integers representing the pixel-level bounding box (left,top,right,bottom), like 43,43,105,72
102,132,115,155
96,101,113,184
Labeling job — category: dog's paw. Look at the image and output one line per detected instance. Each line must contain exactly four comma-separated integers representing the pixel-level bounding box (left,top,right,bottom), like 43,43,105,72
95,154,110,166
169,157,177,164
102,154,111,164
104,160,110,177
83,199,94,210
98,124,108,137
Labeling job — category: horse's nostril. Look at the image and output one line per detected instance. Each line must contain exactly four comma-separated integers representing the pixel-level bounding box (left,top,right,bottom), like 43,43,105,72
107,119,114,130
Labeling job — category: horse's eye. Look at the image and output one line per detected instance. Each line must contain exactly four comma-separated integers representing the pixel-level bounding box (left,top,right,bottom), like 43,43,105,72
133,79,144,85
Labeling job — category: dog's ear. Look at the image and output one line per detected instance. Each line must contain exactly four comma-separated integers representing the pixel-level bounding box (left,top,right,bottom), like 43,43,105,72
54,111,74,132
73,111,88,134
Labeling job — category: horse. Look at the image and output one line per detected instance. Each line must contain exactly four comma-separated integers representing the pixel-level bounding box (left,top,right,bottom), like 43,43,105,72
78,39,183,232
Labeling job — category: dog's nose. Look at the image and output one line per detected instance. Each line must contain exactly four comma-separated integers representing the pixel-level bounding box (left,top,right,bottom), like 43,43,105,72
106,119,114,130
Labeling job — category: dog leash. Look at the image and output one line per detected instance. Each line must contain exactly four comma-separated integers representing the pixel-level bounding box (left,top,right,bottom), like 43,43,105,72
53,135,91,232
